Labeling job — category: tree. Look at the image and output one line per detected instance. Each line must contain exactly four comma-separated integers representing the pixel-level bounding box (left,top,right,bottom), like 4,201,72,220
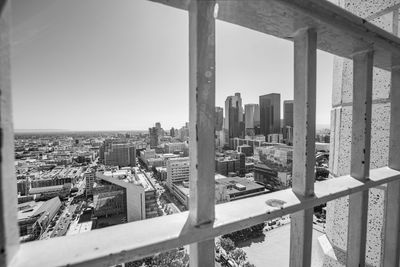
315,167,329,180
230,248,247,264
126,248,188,267
151,249,189,267
219,237,235,252
223,222,265,242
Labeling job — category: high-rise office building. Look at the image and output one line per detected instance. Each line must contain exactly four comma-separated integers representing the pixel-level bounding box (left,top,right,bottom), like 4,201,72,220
84,169,96,197
149,127,158,148
104,143,136,167
259,93,281,137
244,104,260,136
215,107,223,132
224,93,244,142
283,100,294,144
154,122,164,137
99,139,112,163
170,127,175,137
283,100,294,127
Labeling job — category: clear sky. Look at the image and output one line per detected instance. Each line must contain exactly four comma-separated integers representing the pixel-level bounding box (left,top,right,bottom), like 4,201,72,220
11,0,333,131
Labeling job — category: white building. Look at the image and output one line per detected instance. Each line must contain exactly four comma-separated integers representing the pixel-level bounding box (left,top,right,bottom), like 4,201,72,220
164,142,187,153
84,169,95,196
166,157,190,188
96,169,157,222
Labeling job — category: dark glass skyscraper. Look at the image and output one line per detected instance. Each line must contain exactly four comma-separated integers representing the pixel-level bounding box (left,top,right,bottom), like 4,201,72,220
149,127,158,148
224,93,244,142
283,100,294,144
259,93,281,137
283,100,294,127
215,106,223,131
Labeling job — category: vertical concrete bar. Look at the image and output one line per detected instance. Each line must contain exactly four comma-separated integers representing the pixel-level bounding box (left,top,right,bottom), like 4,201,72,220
346,50,373,267
393,9,399,36
289,27,316,267
188,0,215,266
0,1,19,266
382,62,400,267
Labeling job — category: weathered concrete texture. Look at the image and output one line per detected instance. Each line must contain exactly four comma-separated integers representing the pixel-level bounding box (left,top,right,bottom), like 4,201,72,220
341,0,400,18
333,59,391,106
331,57,344,107
325,188,386,267
327,86,391,266
324,0,399,266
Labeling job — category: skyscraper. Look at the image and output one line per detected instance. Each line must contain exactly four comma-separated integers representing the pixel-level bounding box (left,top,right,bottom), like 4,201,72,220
259,93,281,137
283,100,294,128
283,100,294,144
155,122,164,137
149,127,158,148
244,104,260,136
215,106,223,132
224,93,244,143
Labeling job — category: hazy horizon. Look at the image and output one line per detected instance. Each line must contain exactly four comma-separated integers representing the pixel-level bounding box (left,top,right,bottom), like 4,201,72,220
14,123,332,133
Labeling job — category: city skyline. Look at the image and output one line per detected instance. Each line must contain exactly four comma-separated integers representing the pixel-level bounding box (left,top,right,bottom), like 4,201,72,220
11,0,333,131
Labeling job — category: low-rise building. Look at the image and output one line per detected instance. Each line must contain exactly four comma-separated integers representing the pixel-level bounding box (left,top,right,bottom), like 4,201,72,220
18,197,62,242
104,143,136,167
267,133,284,143
96,169,158,222
254,145,293,167
29,183,71,200
17,179,29,196
215,152,245,177
30,177,72,188
170,176,268,208
237,145,253,156
215,176,268,203
164,142,187,154
253,164,291,190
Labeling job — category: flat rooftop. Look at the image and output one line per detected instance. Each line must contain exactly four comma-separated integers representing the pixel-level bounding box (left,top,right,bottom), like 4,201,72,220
216,177,266,194
134,172,155,191
17,201,45,221
100,170,155,192
67,221,93,236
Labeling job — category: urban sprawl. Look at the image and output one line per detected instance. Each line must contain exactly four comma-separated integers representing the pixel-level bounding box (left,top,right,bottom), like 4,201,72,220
15,93,330,266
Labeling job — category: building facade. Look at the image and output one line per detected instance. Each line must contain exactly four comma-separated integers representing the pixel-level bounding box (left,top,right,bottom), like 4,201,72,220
104,144,136,167
149,127,158,148
224,93,244,143
259,93,281,137
244,104,260,136
166,157,190,188
283,100,294,144
215,106,224,132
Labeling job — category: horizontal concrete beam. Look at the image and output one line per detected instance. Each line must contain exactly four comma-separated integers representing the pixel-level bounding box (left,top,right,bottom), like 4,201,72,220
10,166,400,267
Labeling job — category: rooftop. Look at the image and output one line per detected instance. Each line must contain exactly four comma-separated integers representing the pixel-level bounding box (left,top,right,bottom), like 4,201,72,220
215,177,267,195
17,197,61,221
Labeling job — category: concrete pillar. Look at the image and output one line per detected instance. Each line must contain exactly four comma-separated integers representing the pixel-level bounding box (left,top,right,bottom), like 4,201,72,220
323,1,400,266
